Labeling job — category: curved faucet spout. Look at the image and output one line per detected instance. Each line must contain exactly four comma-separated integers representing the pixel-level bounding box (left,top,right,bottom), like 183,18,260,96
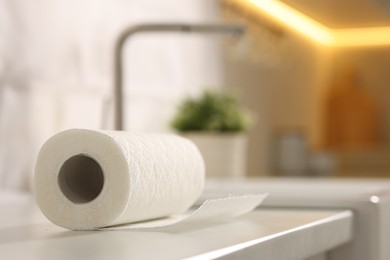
113,23,245,130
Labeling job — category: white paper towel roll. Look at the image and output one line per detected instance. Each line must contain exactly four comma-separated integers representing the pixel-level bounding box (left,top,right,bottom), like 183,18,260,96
34,129,205,230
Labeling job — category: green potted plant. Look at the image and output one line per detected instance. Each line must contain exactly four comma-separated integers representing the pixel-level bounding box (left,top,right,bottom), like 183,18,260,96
171,90,252,178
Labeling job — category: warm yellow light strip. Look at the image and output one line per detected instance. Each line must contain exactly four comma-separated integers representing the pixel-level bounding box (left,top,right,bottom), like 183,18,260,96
235,0,390,47
334,27,390,47
245,0,334,45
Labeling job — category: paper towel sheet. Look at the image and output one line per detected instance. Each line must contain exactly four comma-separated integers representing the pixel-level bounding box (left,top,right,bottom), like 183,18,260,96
102,194,268,230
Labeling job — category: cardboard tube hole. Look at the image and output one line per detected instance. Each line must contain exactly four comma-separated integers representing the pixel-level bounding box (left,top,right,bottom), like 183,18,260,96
58,154,104,204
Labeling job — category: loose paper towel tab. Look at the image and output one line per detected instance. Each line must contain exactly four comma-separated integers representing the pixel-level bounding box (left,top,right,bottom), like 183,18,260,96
34,129,266,230
102,194,268,230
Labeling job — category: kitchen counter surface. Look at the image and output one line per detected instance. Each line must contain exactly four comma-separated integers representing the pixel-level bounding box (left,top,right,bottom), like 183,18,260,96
0,192,352,260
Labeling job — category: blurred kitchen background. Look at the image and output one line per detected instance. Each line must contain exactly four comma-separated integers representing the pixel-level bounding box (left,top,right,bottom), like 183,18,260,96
2,0,390,190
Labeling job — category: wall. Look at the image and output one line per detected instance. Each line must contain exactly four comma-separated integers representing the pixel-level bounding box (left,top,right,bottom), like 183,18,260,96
223,28,334,176
223,19,390,176
332,46,390,146
0,0,224,190
329,46,390,177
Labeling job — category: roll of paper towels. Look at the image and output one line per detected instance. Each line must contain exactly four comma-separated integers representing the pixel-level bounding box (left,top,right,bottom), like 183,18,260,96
34,129,205,230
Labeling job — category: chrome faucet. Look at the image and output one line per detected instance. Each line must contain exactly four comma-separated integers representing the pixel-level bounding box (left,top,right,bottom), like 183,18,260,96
113,23,245,130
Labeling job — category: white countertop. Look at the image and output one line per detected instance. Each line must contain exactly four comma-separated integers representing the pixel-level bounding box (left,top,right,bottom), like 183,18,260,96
204,178,390,260
0,194,353,260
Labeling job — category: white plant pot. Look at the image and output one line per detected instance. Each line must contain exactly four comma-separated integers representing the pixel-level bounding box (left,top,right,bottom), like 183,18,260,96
182,132,248,178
